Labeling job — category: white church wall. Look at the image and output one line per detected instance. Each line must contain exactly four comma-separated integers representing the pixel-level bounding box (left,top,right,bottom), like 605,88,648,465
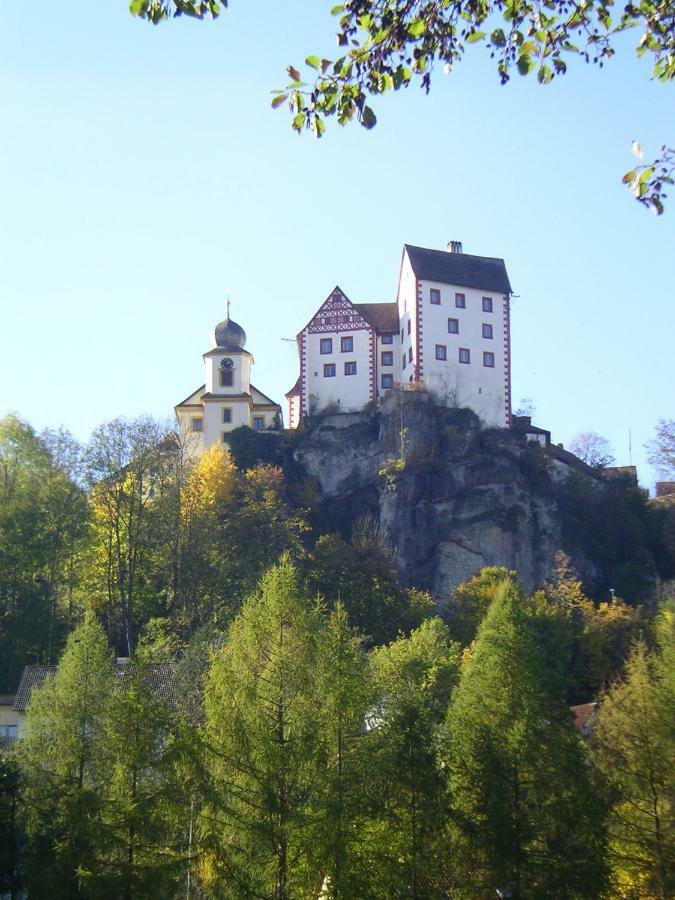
397,253,418,384
205,352,251,395
418,279,508,427
202,399,251,447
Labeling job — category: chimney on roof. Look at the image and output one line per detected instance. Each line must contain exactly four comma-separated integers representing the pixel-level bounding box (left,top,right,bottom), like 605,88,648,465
448,240,463,254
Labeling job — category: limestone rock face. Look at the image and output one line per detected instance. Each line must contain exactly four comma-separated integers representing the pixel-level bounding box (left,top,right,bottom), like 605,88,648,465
293,392,563,600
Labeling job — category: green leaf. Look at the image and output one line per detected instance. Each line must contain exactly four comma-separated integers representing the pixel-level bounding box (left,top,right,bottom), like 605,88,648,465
361,106,377,129
129,0,145,13
517,54,533,75
537,64,552,84
271,93,288,109
305,56,321,70
330,4,344,13
490,28,506,47
466,30,485,44
409,19,425,38
292,112,306,131
287,65,301,82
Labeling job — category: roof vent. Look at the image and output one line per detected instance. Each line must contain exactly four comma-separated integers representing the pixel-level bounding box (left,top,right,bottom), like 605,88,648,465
448,240,463,254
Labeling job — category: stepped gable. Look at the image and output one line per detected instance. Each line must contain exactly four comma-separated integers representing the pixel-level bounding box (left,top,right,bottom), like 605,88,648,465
405,244,512,294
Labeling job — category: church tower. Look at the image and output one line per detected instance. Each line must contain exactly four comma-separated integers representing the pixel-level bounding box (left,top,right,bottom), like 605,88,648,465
175,304,282,455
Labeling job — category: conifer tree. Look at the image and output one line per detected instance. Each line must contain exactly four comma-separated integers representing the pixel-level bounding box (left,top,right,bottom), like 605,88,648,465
364,618,459,898
308,603,372,897
591,608,675,898
446,581,607,899
198,557,324,898
19,612,115,898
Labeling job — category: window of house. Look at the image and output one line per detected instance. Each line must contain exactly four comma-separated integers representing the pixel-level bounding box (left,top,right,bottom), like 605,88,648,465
408,347,413,363
344,361,357,376
222,408,232,423
455,292,466,308
191,418,203,433
221,432,229,443
381,374,394,389
435,344,447,361
430,288,441,305
219,369,233,387
402,354,407,370
482,296,493,312
401,327,405,342
381,351,393,366
482,323,493,339
324,363,336,377
407,319,411,335
254,417,264,431
320,338,333,354
483,351,495,367
381,334,393,344
448,318,459,334
341,336,353,353
459,348,471,364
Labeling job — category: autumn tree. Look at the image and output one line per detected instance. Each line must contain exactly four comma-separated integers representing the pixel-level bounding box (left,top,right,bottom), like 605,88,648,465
442,565,516,646
569,431,616,469
647,418,675,479
445,580,607,898
591,606,675,898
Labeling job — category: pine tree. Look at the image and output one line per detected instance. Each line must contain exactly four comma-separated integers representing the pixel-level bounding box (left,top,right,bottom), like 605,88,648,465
591,608,675,898
198,557,324,898
19,612,115,898
446,581,607,899
364,618,459,898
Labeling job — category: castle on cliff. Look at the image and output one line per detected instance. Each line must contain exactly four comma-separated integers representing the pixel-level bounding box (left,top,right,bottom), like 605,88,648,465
176,240,513,453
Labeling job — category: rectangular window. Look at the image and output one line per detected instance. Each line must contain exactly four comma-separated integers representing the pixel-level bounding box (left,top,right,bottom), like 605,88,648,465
381,374,394,389
430,288,441,305
381,334,393,344
324,363,336,377
320,338,333,354
221,432,229,443
401,327,405,342
482,296,493,312
455,292,466,308
344,361,357,376
482,323,493,339
448,318,459,334
435,344,447,361
459,348,471,364
219,369,233,387
222,408,232,423
483,351,495,367
408,347,413,363
341,335,353,353
407,319,411,335
381,351,393,366
402,354,407,370
254,417,264,431
191,418,203,433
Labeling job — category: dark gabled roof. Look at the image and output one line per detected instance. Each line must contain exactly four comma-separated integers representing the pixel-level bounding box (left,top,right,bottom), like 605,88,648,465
285,375,302,398
353,302,399,334
404,244,512,294
13,661,177,711
14,665,56,711
250,383,281,408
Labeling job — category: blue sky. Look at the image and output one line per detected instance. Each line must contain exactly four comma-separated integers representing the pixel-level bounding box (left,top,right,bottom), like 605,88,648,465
1,2,672,486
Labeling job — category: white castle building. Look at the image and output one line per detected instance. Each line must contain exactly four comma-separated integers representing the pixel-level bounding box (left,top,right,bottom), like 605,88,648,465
286,241,513,429
175,305,282,454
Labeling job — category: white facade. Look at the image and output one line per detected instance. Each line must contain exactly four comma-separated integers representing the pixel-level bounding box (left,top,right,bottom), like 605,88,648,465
287,243,512,429
176,310,282,456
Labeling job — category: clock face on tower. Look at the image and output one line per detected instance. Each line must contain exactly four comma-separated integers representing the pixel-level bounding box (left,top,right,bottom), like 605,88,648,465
220,357,234,370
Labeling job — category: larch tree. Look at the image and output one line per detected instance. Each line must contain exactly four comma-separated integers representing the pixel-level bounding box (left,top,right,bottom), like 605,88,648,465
591,606,675,899
198,557,325,898
19,612,116,898
445,580,607,899
364,618,459,898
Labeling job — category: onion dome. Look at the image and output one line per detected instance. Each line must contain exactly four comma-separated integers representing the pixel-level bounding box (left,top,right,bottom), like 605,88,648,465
213,313,247,351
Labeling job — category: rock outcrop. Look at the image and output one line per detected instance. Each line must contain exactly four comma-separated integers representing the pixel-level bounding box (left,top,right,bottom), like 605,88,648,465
292,391,564,600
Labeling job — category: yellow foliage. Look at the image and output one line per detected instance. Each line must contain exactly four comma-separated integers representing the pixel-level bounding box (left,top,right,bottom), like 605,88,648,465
182,445,237,516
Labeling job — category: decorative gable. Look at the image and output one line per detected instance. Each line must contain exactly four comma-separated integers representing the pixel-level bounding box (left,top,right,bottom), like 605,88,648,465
306,287,372,335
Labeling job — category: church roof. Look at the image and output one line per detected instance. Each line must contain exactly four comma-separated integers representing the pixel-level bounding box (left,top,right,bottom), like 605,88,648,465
353,302,399,334
175,385,205,409
213,314,247,351
250,384,280,408
404,244,512,294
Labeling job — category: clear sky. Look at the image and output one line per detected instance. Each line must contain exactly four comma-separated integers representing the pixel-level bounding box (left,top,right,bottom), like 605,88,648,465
1,2,673,487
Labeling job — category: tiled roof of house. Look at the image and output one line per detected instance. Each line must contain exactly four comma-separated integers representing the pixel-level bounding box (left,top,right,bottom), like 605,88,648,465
353,302,399,334
570,701,599,734
405,244,512,294
285,375,302,398
13,661,177,711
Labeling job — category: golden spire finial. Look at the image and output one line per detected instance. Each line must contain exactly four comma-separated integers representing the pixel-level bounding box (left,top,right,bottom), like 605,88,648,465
225,296,231,320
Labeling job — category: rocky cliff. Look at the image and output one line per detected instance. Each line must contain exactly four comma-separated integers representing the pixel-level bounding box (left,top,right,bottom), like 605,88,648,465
292,391,564,600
